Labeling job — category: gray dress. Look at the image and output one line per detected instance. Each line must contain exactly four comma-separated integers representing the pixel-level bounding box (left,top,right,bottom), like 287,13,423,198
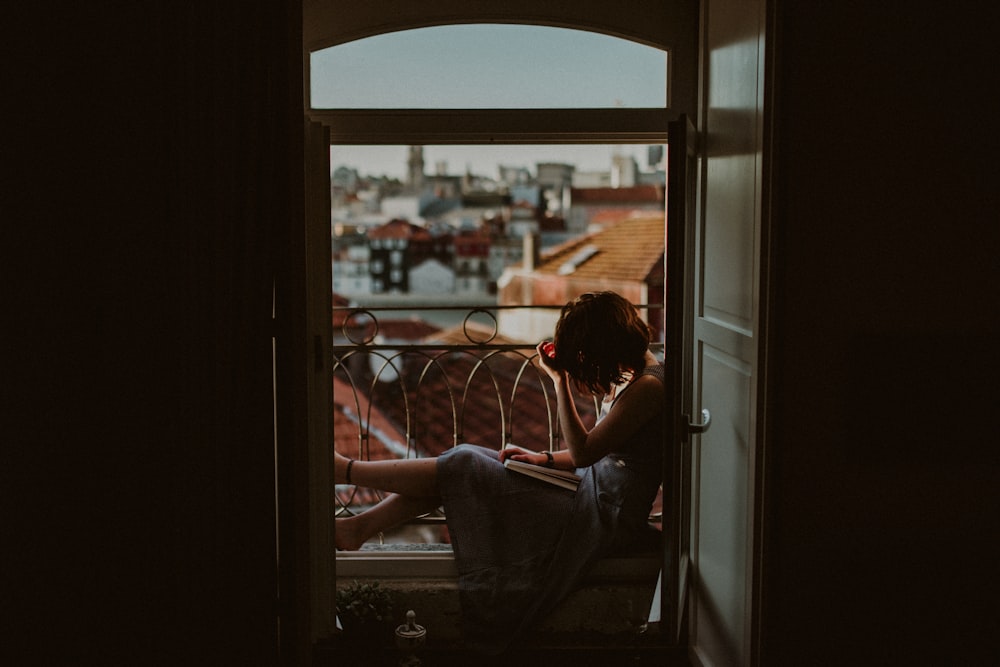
437,363,665,654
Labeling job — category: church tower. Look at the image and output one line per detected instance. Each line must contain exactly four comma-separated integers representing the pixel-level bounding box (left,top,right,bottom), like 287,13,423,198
407,145,425,191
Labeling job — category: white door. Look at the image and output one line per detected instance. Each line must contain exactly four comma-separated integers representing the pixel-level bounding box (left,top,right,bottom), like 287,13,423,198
688,1,767,664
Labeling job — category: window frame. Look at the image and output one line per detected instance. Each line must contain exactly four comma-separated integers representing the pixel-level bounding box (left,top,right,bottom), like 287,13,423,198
303,8,699,646
315,107,675,558
308,108,672,146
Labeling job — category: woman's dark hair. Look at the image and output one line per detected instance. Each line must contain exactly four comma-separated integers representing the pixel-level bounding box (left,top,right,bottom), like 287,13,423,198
552,291,653,394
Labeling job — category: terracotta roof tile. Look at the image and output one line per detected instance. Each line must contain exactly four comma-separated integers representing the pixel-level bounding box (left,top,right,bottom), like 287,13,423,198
587,208,654,226
534,215,664,282
367,218,433,240
332,292,352,327
570,185,664,203
377,319,442,341
332,316,442,345
333,375,413,508
422,321,530,347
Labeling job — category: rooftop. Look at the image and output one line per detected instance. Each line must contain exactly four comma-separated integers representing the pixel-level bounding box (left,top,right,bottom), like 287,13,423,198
570,185,664,203
367,218,434,240
533,215,664,283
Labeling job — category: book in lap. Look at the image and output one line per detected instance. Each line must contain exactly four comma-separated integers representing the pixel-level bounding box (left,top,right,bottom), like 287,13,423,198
503,458,581,491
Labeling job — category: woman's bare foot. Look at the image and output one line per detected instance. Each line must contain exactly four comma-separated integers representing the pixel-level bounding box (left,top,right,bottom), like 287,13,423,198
335,515,367,551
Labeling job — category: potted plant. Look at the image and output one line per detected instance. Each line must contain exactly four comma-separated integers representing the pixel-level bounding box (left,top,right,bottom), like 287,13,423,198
336,580,394,646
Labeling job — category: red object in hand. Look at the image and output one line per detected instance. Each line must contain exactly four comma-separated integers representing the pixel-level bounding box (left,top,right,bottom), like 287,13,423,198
542,341,556,360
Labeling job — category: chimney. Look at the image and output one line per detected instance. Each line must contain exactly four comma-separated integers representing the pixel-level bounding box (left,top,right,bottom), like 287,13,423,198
523,232,540,272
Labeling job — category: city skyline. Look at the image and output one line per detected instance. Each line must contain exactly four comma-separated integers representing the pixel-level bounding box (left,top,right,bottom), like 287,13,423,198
330,144,663,181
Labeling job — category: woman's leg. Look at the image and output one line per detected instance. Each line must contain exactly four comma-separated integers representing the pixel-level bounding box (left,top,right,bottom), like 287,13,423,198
336,493,441,551
335,451,439,497
334,452,442,549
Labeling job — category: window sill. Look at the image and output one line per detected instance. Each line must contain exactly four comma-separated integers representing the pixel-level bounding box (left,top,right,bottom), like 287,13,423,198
335,544,661,583
334,545,663,644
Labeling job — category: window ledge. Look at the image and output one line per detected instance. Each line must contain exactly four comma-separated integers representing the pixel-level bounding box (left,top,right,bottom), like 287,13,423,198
336,544,661,583
334,545,663,644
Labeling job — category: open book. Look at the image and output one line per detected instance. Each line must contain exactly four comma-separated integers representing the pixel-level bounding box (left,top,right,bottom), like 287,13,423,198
502,448,581,491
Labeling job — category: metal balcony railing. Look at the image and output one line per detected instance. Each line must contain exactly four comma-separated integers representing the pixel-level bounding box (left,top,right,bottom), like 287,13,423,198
332,303,664,544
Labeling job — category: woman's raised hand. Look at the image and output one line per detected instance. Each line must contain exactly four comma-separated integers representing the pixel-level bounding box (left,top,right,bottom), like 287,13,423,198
536,341,564,383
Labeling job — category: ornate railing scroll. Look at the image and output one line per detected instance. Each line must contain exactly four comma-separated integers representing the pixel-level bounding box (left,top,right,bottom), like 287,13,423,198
332,303,664,544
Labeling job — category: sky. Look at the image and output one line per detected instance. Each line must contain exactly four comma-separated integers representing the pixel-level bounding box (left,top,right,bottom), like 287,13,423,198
313,24,666,179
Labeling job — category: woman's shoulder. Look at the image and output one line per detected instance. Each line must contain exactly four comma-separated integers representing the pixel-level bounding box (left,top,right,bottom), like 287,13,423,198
612,364,665,408
639,361,665,384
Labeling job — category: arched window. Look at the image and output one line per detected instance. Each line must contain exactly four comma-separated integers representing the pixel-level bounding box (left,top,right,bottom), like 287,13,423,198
302,0,699,646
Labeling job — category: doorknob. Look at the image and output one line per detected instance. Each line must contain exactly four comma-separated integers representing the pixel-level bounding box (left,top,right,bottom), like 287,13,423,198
687,408,711,435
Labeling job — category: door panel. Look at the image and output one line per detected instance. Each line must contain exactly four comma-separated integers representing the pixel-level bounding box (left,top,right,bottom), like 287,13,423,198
305,120,336,641
690,172,758,667
692,344,752,665
688,0,765,665
703,153,757,330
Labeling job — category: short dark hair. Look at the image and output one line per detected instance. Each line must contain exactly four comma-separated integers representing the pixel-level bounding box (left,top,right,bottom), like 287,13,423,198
553,291,653,394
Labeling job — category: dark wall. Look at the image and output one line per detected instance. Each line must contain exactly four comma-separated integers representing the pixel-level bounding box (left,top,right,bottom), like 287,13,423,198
6,2,998,665
763,3,999,664
4,3,299,664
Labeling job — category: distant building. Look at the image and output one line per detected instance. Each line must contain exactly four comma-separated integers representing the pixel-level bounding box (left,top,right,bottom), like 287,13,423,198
330,165,360,207
536,162,574,189
367,218,453,294
611,153,639,188
453,229,492,296
407,145,424,191
507,187,543,238
571,152,643,189
488,236,525,294
418,194,463,226
497,164,533,186
410,257,456,294
565,184,664,234
459,190,512,230
381,194,422,223
536,162,574,218
571,169,613,189
331,237,372,296
331,149,665,301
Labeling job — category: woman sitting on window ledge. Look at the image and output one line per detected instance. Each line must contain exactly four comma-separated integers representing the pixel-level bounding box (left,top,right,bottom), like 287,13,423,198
334,291,666,655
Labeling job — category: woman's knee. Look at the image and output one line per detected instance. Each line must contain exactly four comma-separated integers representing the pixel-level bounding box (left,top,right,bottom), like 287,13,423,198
439,443,494,471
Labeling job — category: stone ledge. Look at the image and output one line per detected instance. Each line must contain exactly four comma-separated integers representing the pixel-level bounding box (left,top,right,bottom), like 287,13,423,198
335,579,660,646
336,544,661,582
335,546,661,646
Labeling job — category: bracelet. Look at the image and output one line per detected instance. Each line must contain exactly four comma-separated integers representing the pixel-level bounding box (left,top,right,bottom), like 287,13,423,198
346,458,354,485
543,451,554,467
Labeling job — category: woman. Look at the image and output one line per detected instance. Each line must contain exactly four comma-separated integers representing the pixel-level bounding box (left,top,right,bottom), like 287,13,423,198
334,291,666,653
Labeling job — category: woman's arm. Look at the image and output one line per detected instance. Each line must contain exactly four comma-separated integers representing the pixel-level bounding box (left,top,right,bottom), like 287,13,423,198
498,445,576,470
542,346,664,467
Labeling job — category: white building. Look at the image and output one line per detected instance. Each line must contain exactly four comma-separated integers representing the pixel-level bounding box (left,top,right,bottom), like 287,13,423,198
332,243,372,296
380,195,422,224
409,258,455,294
